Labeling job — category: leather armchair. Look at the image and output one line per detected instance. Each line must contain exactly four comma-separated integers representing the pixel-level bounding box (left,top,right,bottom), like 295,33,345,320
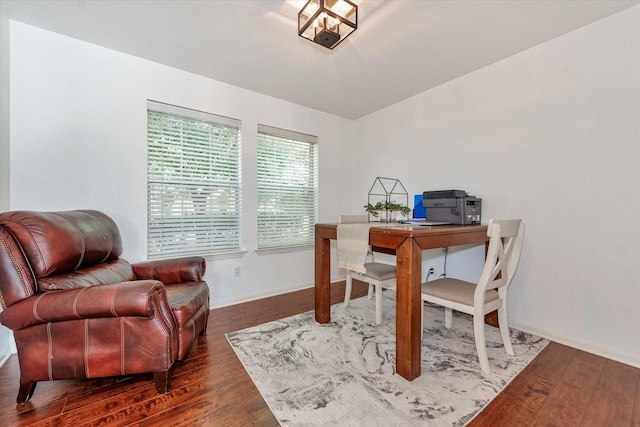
0,210,210,402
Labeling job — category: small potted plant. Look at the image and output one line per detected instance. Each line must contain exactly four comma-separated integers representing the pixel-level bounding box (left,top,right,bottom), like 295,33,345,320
364,201,411,222
364,201,385,218
386,201,411,217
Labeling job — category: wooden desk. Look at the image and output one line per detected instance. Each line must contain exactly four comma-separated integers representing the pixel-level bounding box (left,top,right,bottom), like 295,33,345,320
314,223,489,381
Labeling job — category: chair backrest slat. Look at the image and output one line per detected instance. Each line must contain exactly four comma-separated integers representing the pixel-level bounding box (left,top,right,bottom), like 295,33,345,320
477,219,525,294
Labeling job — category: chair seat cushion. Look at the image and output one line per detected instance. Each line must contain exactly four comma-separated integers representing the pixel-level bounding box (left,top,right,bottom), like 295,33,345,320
422,278,499,306
361,262,396,281
164,281,210,328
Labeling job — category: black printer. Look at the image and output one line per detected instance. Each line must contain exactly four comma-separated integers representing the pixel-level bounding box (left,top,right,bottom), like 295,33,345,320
422,190,482,225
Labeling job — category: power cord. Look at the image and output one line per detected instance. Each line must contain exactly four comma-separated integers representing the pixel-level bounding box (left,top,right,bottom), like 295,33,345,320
439,247,448,278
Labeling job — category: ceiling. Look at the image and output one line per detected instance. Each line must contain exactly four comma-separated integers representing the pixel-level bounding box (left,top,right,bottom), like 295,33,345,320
3,0,639,119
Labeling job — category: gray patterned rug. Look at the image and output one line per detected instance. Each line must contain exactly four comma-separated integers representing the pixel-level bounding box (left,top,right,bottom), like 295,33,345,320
226,292,548,426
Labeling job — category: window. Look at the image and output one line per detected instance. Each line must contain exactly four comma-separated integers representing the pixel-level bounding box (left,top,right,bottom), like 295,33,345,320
257,124,318,250
147,101,241,258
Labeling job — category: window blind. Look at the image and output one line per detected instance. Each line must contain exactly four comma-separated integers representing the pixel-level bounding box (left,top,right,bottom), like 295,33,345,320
257,124,318,249
147,100,241,258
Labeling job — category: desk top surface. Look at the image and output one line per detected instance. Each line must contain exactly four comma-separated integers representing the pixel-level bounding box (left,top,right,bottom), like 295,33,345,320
316,222,487,237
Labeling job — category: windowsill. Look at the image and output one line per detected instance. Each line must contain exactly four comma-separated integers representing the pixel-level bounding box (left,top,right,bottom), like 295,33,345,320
149,250,247,262
255,244,313,256
204,250,248,261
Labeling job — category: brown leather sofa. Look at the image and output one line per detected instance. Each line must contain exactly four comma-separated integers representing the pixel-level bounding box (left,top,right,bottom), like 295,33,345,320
0,210,210,402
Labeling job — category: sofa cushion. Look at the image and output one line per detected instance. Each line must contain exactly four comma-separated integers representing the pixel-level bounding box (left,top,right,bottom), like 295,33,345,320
37,259,136,292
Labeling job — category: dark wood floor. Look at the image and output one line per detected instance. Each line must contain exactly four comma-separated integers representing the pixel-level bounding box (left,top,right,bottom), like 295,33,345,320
1,281,638,426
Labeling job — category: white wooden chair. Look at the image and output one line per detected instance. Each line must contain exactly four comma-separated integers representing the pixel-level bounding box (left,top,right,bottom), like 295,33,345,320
421,219,525,373
340,214,396,325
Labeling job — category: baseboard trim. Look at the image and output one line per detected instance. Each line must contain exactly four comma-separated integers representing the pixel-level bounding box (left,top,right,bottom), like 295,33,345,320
509,320,639,369
211,275,346,309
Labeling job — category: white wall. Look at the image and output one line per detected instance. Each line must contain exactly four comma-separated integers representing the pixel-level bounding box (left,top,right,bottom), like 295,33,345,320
7,21,356,313
0,2,16,364
355,6,640,367
0,0,9,213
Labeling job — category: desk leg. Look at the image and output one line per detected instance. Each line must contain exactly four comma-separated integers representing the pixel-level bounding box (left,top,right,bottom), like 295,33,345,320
315,229,331,324
395,237,422,381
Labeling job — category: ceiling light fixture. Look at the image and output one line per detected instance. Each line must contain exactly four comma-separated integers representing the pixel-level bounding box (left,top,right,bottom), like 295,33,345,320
298,0,358,50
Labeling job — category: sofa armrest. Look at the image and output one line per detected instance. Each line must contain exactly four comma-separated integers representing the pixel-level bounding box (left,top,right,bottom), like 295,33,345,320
131,256,205,285
0,280,166,330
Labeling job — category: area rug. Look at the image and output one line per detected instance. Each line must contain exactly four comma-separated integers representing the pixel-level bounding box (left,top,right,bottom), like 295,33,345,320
226,293,548,426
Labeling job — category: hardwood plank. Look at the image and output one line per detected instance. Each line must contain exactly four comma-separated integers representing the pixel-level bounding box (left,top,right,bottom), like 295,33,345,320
532,350,606,426
580,360,639,427
560,350,606,389
525,342,578,383
470,374,554,426
532,380,594,426
633,372,640,427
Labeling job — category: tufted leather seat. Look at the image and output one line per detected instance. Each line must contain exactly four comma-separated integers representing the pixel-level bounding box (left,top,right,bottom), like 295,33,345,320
0,210,210,402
